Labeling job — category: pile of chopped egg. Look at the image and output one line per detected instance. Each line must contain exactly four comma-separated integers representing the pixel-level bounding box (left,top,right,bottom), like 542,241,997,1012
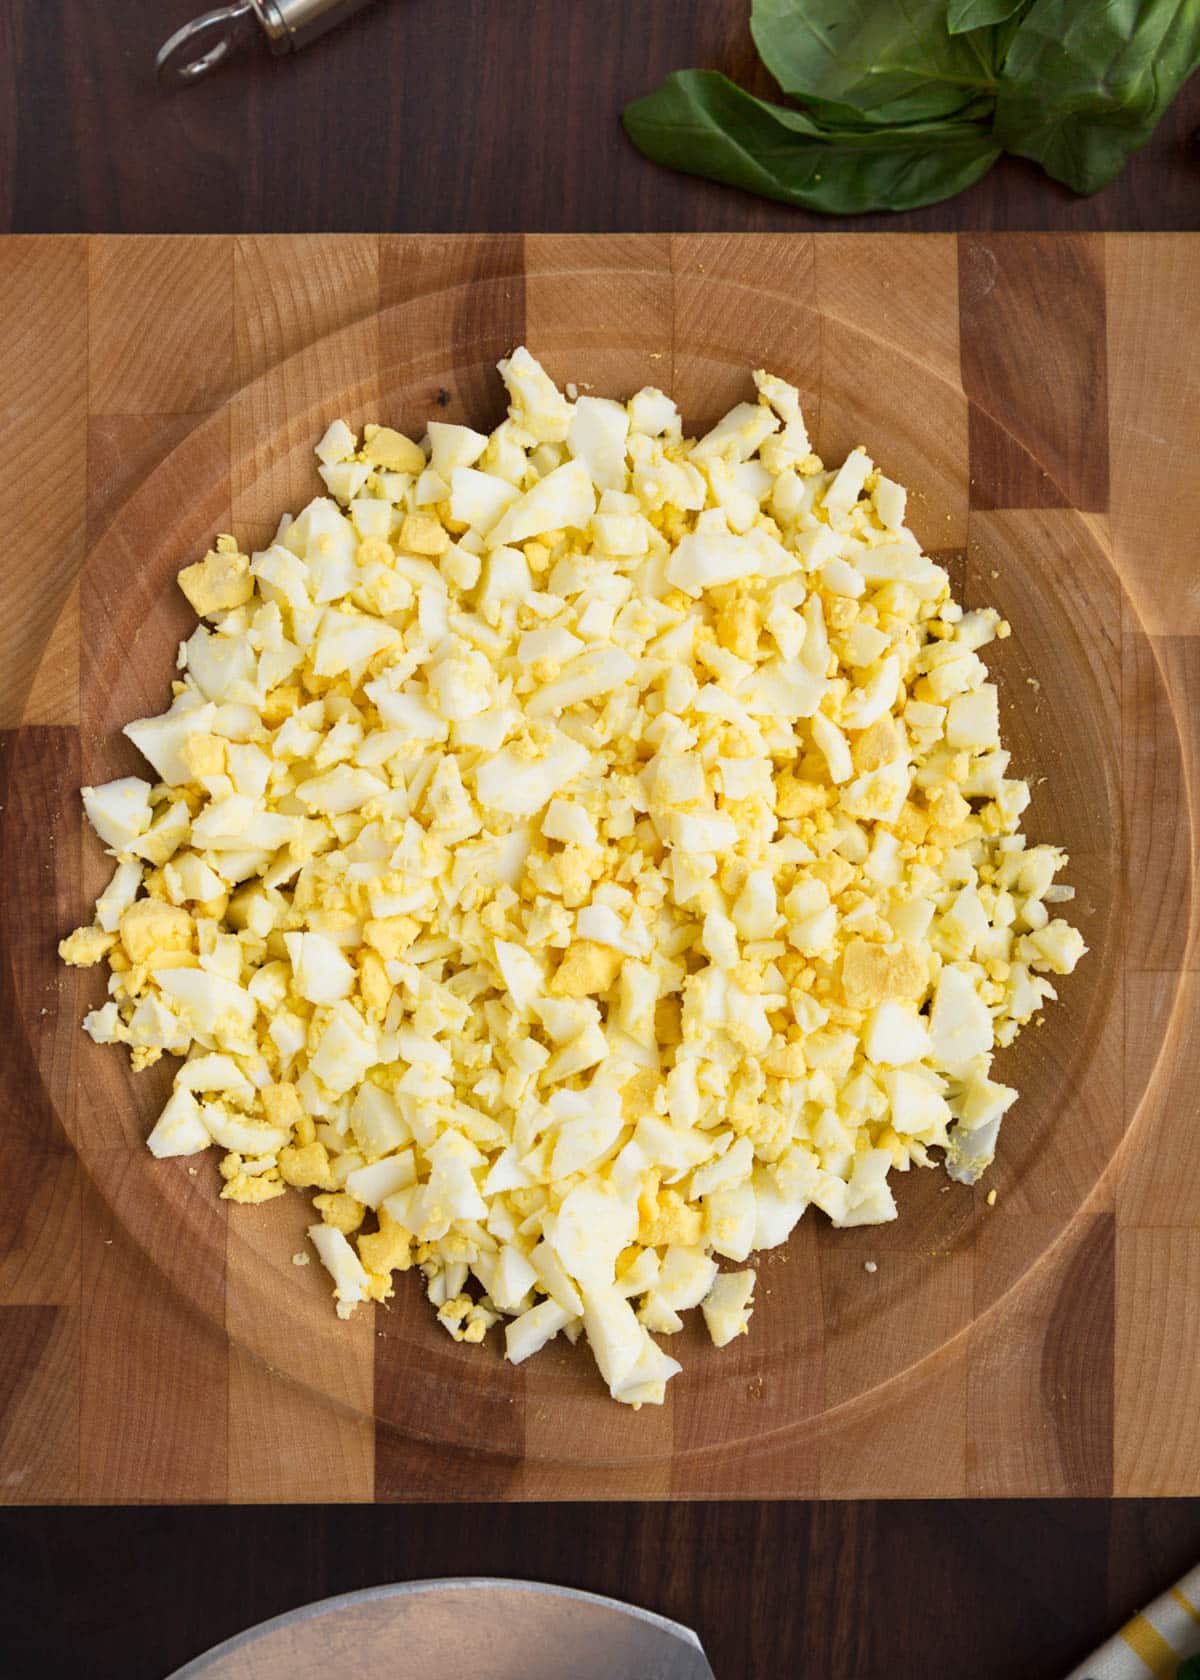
59,348,1086,1406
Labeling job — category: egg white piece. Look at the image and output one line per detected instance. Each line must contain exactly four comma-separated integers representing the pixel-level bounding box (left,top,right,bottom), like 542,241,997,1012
60,353,1086,1405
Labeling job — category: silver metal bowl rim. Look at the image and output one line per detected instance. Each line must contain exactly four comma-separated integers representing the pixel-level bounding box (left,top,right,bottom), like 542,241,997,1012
166,1576,706,1678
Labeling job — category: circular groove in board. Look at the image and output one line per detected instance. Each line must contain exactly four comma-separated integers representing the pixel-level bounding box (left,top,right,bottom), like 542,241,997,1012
11,270,1189,1471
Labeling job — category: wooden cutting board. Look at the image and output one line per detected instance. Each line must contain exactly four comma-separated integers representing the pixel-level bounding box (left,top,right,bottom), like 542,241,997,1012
1,233,1196,1503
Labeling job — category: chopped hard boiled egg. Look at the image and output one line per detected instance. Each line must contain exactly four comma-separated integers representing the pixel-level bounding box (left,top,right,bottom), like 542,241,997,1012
59,351,1085,1406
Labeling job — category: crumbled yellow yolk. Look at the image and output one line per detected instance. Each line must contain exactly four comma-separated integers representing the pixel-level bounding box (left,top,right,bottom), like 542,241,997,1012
60,350,1086,1407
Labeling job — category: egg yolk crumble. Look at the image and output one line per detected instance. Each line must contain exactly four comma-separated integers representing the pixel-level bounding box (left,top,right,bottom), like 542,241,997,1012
60,350,1086,1405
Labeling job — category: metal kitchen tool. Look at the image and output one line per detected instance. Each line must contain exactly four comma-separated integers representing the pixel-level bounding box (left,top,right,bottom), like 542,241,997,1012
166,1578,717,1679
157,0,378,86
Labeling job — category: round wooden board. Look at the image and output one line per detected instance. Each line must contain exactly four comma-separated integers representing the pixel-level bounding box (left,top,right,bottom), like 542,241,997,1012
22,267,1188,1477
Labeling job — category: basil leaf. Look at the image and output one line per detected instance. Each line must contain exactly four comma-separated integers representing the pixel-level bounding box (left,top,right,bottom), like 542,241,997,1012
947,0,1027,33
995,0,1200,194
764,87,995,131
990,6,1034,63
622,69,1002,214
750,0,999,118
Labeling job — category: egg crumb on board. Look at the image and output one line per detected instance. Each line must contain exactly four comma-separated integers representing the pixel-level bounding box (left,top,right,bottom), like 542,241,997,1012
58,348,1086,1408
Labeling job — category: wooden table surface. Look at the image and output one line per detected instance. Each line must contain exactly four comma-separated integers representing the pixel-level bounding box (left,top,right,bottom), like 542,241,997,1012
2,229,1197,1505
2,0,1198,236
3,1500,1200,1679
3,5,1199,1675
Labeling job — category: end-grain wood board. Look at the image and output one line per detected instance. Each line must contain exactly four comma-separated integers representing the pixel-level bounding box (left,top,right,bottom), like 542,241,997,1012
1,234,1196,1504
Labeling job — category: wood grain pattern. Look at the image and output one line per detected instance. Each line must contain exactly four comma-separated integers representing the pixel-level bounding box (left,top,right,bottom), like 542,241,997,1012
525,233,674,408
226,1193,375,1504
4,0,1199,238
1120,972,1200,1226
671,234,818,441
0,1304,78,1504
0,724,84,1502
89,237,235,416
13,1502,1200,1680
815,234,968,553
1115,1230,1200,1496
963,510,1125,1219
1121,634,1197,975
0,233,1196,1503
378,233,527,435
232,235,381,526
960,234,1109,513
0,239,87,728
817,1348,969,1500
79,1155,229,1503
1107,237,1200,638
670,1225,823,1499
968,1213,1115,1497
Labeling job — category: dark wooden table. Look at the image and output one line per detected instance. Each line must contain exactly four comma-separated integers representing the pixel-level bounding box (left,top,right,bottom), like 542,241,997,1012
4,5,1199,1677
2,0,1198,234
2,1502,1199,1678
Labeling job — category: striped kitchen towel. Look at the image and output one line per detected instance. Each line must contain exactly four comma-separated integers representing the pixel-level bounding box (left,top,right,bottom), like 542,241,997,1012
1066,1565,1200,1679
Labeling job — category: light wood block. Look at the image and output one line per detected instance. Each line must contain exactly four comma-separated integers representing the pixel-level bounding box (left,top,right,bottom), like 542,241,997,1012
1,234,1195,1500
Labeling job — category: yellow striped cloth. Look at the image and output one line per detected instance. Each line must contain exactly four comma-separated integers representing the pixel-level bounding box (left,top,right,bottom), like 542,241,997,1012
1067,1565,1200,1679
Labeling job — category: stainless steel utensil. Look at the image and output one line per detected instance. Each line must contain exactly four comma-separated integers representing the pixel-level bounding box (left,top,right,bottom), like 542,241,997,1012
157,0,378,86
166,1578,717,1679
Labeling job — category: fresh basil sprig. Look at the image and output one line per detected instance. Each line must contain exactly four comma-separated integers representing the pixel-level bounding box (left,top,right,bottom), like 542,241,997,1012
947,0,1027,33
623,69,1002,213
995,0,1200,194
622,0,1200,213
751,0,1002,119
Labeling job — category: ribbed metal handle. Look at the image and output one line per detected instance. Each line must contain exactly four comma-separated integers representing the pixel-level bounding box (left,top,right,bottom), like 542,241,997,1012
259,0,378,54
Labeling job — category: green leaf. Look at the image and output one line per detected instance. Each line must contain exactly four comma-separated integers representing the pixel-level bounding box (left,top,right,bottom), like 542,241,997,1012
760,87,995,131
750,0,1000,118
622,69,1001,215
947,0,1027,34
990,6,1034,63
994,0,1200,194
